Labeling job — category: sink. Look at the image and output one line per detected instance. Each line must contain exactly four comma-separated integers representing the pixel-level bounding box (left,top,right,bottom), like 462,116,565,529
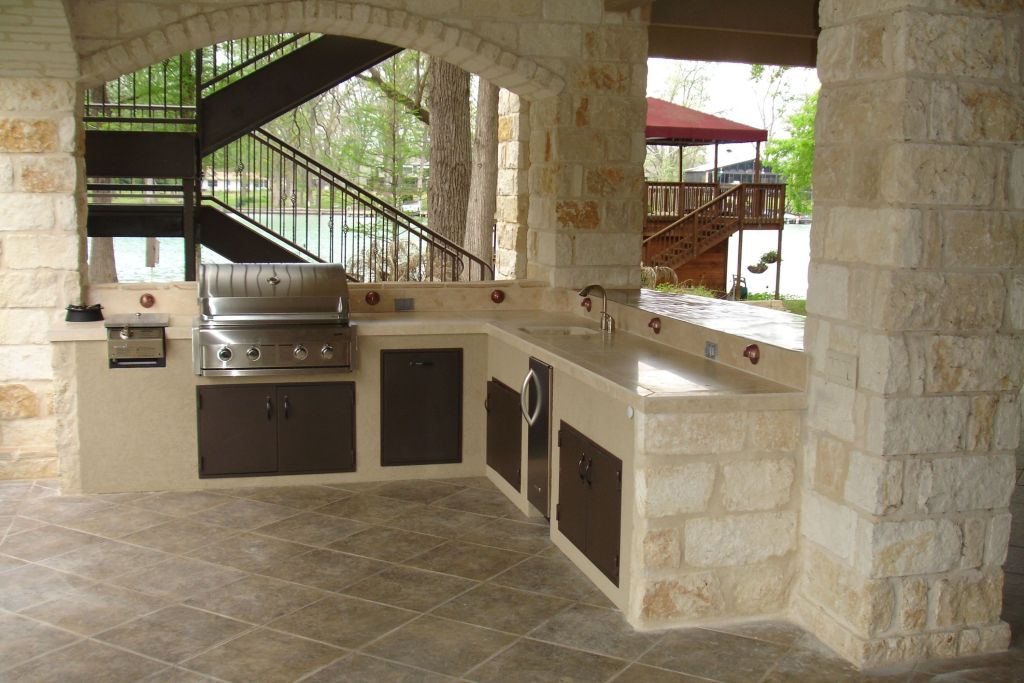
519,325,602,337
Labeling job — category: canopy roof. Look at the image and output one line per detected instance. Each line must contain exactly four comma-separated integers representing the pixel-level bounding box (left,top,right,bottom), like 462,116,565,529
645,97,768,146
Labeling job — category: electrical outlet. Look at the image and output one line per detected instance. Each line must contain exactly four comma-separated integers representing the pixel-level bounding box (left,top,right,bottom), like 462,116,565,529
394,297,414,312
704,341,717,360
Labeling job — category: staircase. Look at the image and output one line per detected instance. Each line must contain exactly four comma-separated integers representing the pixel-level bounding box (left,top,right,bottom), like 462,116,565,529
84,34,491,282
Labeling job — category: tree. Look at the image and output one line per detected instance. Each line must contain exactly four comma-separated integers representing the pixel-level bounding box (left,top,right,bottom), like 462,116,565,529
749,64,794,140
426,57,471,256
464,76,499,275
644,61,711,181
765,91,816,214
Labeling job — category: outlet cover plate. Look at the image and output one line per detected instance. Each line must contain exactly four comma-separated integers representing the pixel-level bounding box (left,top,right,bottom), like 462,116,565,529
704,341,717,360
394,297,414,312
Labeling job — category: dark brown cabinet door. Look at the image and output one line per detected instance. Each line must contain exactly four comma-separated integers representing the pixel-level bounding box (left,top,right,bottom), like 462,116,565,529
557,423,589,556
586,446,622,585
381,349,462,466
277,383,355,474
486,379,521,490
197,385,278,476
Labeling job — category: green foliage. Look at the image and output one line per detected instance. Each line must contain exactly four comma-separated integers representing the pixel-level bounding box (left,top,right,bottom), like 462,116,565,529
653,281,722,298
765,91,817,214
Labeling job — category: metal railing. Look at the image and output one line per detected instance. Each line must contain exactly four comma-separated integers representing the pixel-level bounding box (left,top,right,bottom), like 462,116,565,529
203,128,493,282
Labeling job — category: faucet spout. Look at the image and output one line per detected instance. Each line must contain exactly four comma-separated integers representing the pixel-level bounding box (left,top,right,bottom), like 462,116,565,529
578,284,615,333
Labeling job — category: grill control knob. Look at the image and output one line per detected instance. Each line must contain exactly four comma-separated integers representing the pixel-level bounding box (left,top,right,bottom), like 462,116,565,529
246,346,261,361
293,345,308,361
321,344,334,360
217,346,232,362
119,327,133,340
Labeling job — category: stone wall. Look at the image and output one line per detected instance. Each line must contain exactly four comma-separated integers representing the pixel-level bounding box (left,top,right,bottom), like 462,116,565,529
495,89,529,280
0,0,82,480
797,0,1023,666
631,407,803,628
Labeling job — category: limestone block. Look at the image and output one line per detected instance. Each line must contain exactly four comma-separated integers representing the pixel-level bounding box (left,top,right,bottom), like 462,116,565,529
0,450,58,480
0,118,59,153
907,455,1015,514
856,518,962,578
0,192,56,230
1010,149,1024,210
881,144,1001,207
844,452,902,515
805,262,849,319
817,82,910,145
0,383,39,419
641,573,725,622
858,333,912,395
638,463,715,517
644,412,745,455
0,345,54,382
721,458,794,511
802,490,859,561
898,13,1017,81
807,379,857,443
977,622,1011,652
731,563,791,613
1009,275,1024,331
860,633,929,667
542,0,603,24
0,416,56,449
518,23,581,58
0,78,74,111
955,83,1024,144
925,335,1023,394
746,412,801,452
993,395,1020,451
865,395,969,456
821,206,923,268
932,570,1003,628
15,155,76,193
554,200,599,230
813,434,849,499
802,544,895,637
0,269,78,308
643,528,680,569
572,232,639,266
898,577,928,632
985,512,1012,567
684,512,796,568
1,234,78,270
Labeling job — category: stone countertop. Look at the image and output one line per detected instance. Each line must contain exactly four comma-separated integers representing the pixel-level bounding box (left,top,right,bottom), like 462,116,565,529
51,310,803,411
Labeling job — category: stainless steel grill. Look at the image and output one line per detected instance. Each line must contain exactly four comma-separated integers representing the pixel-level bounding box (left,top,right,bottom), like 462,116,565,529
193,263,355,376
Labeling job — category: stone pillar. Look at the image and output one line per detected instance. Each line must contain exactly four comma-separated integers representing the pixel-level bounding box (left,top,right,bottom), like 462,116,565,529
495,89,529,280
525,19,648,289
0,77,83,480
796,0,1023,666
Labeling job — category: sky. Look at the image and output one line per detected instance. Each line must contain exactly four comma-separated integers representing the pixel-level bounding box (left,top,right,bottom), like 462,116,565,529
646,58,819,166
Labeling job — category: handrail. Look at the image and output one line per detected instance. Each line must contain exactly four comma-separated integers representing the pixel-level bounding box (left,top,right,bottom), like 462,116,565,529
201,34,311,90
643,184,741,244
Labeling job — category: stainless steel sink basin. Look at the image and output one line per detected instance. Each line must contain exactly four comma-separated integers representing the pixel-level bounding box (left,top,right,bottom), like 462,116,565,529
519,325,602,337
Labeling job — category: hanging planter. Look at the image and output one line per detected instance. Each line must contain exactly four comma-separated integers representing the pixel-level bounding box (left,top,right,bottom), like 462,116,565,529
747,263,768,274
760,250,780,264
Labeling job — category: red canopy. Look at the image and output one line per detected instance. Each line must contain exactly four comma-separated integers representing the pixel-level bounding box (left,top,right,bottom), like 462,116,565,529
645,97,767,145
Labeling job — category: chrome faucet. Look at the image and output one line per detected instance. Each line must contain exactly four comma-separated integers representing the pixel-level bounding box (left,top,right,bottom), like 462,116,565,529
578,284,615,333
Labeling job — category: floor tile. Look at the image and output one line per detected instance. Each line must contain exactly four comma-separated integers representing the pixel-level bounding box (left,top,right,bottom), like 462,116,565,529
191,498,298,531
375,480,464,504
4,515,46,535
259,548,386,592
183,627,343,683
431,583,571,635
640,628,791,683
0,563,93,611
304,653,456,682
109,556,247,600
234,485,350,510
328,525,446,562
253,511,368,547
0,611,80,670
39,538,169,580
706,618,810,648
610,663,713,683
316,494,424,524
0,639,165,682
914,649,1024,676
16,494,113,524
0,523,103,561
433,476,493,490
120,518,236,554
142,667,221,682
0,552,26,572
320,481,386,493
127,490,232,517
457,516,552,554
341,565,476,611
364,615,515,677
184,574,326,625
405,540,528,580
97,604,250,664
62,505,172,538
434,487,522,517
764,635,913,682
385,506,493,537
491,555,613,605
467,637,626,683
20,582,168,636
268,594,417,649
187,532,309,572
529,603,663,659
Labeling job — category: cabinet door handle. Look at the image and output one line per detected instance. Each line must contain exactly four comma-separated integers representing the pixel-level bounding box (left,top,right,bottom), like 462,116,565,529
409,360,434,367
577,454,586,481
265,396,272,421
526,371,542,427
584,457,593,487
520,369,535,422
283,395,290,419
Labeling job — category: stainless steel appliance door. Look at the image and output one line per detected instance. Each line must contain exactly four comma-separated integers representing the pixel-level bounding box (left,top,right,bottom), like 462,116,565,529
526,357,553,518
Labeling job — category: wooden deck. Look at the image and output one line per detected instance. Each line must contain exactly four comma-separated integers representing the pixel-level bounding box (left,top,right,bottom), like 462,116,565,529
644,182,786,234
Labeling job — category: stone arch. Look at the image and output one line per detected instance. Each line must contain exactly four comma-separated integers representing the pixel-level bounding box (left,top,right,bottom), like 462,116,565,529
78,1,564,100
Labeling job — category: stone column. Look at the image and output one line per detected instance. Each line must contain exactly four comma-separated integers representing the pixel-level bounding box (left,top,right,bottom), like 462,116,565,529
525,18,648,289
495,89,530,280
796,0,1023,666
0,77,83,480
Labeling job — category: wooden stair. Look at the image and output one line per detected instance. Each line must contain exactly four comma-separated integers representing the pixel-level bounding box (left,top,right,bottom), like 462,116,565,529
643,185,744,270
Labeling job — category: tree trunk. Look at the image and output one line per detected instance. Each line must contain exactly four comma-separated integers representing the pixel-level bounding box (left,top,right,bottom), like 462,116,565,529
427,57,471,279
87,85,118,284
464,77,499,280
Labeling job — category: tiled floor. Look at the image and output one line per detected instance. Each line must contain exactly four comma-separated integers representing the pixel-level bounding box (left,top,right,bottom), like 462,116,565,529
0,476,1021,682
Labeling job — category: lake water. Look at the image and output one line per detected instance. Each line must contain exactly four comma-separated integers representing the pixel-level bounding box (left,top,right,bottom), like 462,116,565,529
97,223,814,298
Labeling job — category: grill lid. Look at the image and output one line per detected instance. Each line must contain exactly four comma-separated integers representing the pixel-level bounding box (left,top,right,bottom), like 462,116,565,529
198,263,350,322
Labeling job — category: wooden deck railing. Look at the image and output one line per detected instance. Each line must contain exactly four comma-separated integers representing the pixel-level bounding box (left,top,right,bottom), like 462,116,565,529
645,182,786,228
